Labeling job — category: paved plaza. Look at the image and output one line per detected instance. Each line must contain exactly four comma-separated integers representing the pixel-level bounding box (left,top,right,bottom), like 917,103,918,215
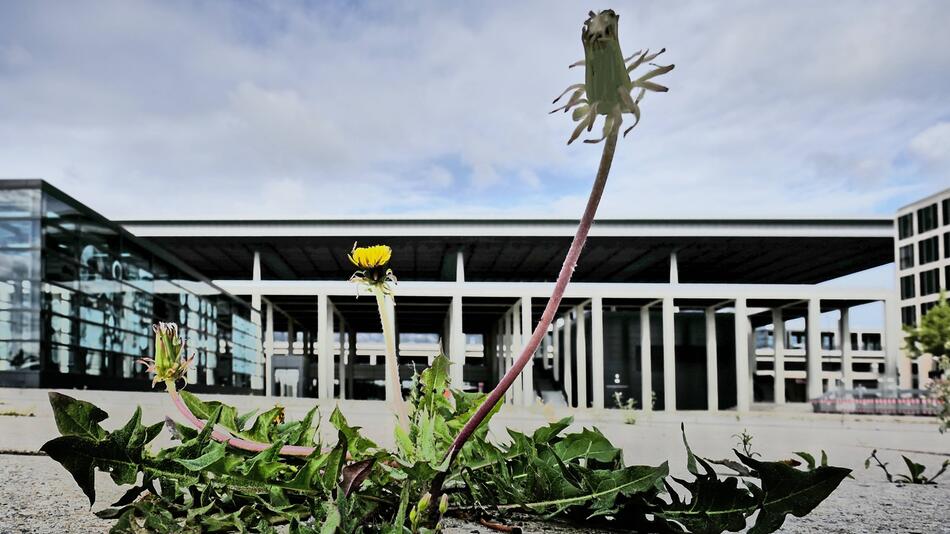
1,388,948,532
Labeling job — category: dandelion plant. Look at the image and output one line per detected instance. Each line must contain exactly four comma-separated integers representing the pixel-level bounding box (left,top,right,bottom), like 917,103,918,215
348,243,409,429
40,10,852,533
440,9,674,472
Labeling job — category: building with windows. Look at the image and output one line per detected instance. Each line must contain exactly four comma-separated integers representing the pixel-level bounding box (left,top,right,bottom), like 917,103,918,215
1,179,909,411
0,181,262,392
894,187,950,388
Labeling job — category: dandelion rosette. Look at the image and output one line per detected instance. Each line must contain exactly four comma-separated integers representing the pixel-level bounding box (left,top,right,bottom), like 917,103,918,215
552,9,674,144
348,243,397,295
138,322,195,386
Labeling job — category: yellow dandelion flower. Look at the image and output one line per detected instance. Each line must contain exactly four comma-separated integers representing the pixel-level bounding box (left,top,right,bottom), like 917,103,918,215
348,242,397,295
348,244,392,269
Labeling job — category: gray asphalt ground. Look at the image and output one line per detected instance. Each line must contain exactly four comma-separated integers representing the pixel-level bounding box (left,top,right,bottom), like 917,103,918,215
1,388,947,533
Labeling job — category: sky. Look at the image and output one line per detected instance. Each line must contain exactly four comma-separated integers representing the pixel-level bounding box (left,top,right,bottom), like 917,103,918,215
0,0,948,223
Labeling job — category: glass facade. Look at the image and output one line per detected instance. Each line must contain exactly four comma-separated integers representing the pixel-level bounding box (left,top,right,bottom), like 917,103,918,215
0,181,263,392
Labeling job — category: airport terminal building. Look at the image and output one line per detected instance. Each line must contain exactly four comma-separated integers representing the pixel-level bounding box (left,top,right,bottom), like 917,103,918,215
0,179,920,411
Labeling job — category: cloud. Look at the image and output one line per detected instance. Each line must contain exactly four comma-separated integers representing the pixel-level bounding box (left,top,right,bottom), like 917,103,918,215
0,1,948,220
909,121,950,163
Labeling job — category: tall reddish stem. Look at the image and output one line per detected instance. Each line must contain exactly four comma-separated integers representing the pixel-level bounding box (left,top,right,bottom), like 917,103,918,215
444,127,619,464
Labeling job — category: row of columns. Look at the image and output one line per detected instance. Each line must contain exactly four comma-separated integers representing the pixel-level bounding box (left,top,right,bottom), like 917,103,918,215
543,296,896,412
493,297,538,406
254,289,898,409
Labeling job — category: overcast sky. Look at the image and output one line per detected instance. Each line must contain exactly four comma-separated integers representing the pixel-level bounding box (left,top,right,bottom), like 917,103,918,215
1,1,948,222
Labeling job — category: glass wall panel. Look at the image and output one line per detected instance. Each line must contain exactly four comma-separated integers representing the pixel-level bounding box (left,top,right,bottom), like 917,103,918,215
0,182,262,392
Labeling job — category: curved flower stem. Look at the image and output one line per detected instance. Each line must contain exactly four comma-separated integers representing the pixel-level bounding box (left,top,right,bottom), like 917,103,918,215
376,291,410,430
165,379,317,457
440,125,619,476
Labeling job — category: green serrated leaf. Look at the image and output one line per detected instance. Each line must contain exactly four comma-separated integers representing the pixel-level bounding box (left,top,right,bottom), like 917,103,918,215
320,501,341,534
553,428,620,464
532,417,573,443
175,441,227,471
48,392,108,441
740,453,851,534
178,390,241,434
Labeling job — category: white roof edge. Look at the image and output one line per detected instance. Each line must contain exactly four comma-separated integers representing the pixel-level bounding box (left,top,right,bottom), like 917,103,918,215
120,218,894,239
896,187,950,213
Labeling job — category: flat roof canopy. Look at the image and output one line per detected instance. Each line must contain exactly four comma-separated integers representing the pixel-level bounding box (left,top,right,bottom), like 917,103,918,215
123,218,894,285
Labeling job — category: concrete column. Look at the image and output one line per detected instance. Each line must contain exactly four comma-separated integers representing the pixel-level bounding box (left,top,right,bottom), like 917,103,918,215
734,298,750,411
919,355,934,389
705,306,718,411
338,315,346,400
521,296,534,406
347,329,357,398
512,301,524,406
250,251,263,391
300,329,310,397
840,308,852,391
640,306,652,412
552,321,561,382
317,294,330,400
265,300,274,397
883,296,901,392
503,310,514,404
806,299,823,399
287,320,295,356
591,296,605,409
669,252,679,284
449,295,464,386
772,308,786,404
575,303,588,409
497,319,504,386
563,311,573,407
899,353,914,389
542,327,552,371
662,297,676,411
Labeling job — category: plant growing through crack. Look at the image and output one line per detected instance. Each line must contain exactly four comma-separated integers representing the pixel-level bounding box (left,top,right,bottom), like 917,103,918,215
613,390,638,425
865,449,950,485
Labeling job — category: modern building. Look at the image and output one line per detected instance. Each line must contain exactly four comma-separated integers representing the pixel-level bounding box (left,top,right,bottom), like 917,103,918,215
753,327,887,403
894,187,950,389
1,179,907,411
0,180,261,392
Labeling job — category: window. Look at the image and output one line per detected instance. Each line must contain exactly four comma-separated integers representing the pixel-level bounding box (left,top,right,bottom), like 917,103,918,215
821,332,834,351
943,198,950,226
919,268,939,296
918,203,938,233
862,333,882,351
900,275,915,299
899,244,914,269
901,305,917,326
898,213,914,239
945,232,949,259
919,236,939,265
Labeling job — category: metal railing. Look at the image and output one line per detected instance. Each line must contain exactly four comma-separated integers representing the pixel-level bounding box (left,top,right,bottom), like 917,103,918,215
812,386,943,416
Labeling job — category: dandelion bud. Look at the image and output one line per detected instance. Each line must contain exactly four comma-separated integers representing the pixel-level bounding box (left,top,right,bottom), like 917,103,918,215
439,494,449,515
409,507,418,524
138,322,194,387
554,10,673,144
418,492,431,512
154,322,182,378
